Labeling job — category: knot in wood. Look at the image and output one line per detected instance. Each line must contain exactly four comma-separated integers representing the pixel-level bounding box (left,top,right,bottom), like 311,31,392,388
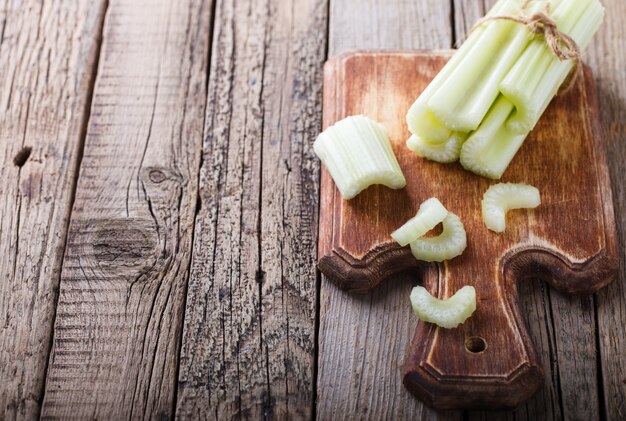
92,218,158,276
142,166,183,185
148,169,167,184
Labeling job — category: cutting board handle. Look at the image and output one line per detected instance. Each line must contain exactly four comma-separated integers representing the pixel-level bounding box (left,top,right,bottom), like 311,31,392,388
401,247,617,409
402,253,544,409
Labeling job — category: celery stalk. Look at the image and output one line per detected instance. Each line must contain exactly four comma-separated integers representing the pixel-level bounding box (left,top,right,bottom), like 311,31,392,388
427,0,548,132
391,198,448,247
409,213,467,262
482,183,541,232
406,133,466,164
314,115,406,200
461,0,604,179
405,0,510,143
410,285,476,329
459,96,526,180
500,0,604,133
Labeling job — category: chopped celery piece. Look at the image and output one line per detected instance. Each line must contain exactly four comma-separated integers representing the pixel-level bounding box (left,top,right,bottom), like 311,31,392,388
406,133,465,164
410,285,476,329
409,213,467,262
482,183,541,232
427,0,546,132
391,198,448,247
459,96,526,179
314,115,406,200
405,0,510,143
500,0,604,133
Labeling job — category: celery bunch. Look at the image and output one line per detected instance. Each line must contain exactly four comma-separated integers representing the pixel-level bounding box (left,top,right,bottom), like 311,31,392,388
406,0,604,179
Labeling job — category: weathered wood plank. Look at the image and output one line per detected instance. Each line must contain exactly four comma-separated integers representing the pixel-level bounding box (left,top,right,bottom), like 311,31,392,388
0,1,106,418
317,1,460,419
40,0,212,418
587,0,626,418
455,1,603,419
329,0,453,55
175,0,327,418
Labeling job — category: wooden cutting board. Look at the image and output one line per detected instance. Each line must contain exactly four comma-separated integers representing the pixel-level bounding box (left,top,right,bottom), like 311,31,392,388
318,51,619,410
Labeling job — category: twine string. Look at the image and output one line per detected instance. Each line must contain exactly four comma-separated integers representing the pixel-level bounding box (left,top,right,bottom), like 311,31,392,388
469,0,581,91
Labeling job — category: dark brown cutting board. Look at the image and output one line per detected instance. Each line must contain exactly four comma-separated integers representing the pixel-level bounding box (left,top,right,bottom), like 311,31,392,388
318,51,619,410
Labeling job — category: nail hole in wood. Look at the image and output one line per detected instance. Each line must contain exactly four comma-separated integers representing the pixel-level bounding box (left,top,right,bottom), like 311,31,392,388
465,336,487,354
13,146,32,167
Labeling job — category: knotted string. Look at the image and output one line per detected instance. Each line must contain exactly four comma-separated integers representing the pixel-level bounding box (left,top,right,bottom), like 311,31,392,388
470,0,581,92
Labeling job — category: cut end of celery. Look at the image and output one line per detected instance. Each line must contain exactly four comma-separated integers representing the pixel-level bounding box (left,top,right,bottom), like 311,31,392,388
406,101,452,144
409,212,467,262
481,182,541,232
314,115,407,200
459,96,527,179
391,198,448,247
406,134,465,164
410,285,477,329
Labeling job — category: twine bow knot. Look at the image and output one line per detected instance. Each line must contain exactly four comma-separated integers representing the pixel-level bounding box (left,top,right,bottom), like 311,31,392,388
472,1,581,62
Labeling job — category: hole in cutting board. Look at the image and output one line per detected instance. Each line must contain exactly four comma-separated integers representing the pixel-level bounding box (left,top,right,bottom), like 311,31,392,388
465,336,487,354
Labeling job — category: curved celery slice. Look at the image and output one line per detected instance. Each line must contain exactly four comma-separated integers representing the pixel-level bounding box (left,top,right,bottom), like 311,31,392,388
482,183,541,232
391,198,448,247
500,0,604,133
405,0,509,143
406,133,466,164
459,96,526,179
427,0,545,132
314,115,406,200
410,213,467,262
410,285,476,329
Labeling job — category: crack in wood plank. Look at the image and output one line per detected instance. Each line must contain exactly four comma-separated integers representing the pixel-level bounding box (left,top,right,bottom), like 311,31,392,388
175,0,327,418
40,0,212,418
0,0,107,418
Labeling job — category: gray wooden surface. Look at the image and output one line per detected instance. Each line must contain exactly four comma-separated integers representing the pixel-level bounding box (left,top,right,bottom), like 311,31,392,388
0,0,623,419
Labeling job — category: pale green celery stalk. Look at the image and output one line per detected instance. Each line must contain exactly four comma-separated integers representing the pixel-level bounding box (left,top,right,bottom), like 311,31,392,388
459,95,526,179
314,115,406,200
410,213,467,262
427,0,548,133
500,0,604,133
405,0,509,143
391,198,448,247
482,183,541,232
406,133,467,164
410,285,476,329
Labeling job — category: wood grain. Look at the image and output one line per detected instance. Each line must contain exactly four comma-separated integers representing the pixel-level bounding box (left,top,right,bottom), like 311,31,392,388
329,0,453,55
175,0,327,418
586,0,626,418
40,0,211,418
317,1,459,419
0,1,106,418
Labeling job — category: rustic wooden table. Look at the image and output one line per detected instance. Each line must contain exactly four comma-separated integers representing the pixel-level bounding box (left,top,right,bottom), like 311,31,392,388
0,0,623,419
